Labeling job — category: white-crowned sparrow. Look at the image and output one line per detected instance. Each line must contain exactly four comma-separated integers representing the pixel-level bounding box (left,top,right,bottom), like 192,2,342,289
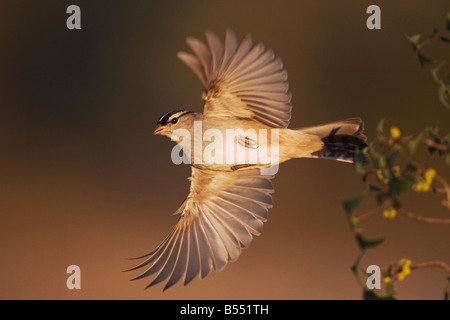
127,29,367,290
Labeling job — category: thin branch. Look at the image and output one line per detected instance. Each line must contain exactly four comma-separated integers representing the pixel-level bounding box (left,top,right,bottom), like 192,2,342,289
397,135,449,152
397,134,415,144
421,137,450,152
434,187,448,194
355,206,381,224
356,201,395,223
417,32,441,50
411,261,450,274
386,260,450,283
434,175,450,210
406,159,450,210
350,250,366,288
398,207,450,225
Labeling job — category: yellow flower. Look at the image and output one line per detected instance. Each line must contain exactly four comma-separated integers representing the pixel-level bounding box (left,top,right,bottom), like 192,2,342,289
376,169,389,185
383,208,397,219
392,166,401,178
383,277,391,284
413,168,436,193
424,168,436,184
362,146,369,155
390,126,401,139
412,181,425,192
397,259,412,281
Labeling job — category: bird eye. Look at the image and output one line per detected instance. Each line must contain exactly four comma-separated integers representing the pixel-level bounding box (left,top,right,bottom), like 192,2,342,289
171,118,178,124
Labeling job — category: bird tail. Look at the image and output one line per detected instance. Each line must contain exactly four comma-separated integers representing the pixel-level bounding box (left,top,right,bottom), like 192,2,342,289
294,118,367,163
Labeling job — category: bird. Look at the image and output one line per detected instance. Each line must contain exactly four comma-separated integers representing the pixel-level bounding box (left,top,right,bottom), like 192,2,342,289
127,29,367,291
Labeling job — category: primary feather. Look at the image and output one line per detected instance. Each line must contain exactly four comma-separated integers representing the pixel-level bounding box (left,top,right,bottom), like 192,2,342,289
128,168,274,291
177,29,292,128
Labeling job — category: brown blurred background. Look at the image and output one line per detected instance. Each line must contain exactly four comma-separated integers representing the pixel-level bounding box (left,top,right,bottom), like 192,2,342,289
0,0,449,299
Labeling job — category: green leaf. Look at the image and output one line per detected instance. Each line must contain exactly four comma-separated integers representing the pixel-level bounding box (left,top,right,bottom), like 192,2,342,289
376,118,385,141
382,264,392,277
368,144,387,170
417,52,433,66
440,36,450,44
368,183,381,192
363,289,396,300
386,148,399,166
362,171,370,182
342,194,364,215
444,277,450,300
342,194,364,230
407,133,423,155
405,161,418,173
444,133,450,146
356,233,385,250
426,125,444,155
385,282,397,298
431,60,446,84
375,155,387,170
426,125,440,142
354,148,368,175
438,83,450,110
430,28,439,38
376,192,390,205
406,33,421,51
392,177,416,195
354,147,368,166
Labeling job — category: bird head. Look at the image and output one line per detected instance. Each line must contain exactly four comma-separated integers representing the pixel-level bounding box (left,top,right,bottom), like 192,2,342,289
153,110,194,137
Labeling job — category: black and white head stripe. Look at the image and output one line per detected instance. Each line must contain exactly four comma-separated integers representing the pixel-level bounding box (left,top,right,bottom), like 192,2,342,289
157,110,192,125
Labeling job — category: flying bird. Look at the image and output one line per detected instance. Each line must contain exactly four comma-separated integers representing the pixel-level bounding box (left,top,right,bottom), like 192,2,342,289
127,29,367,290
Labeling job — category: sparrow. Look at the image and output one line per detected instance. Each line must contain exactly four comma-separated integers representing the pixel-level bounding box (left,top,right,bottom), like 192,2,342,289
127,29,367,290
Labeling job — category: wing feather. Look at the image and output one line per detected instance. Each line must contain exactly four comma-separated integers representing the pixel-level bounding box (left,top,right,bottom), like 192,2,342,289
194,218,214,279
205,30,224,77
222,33,253,78
128,167,275,289
199,213,229,272
203,206,241,262
163,228,189,291
146,231,182,288
178,29,292,128
212,198,265,234
183,227,200,286
207,202,253,249
186,37,211,80
217,29,239,75
130,229,178,281
177,51,207,86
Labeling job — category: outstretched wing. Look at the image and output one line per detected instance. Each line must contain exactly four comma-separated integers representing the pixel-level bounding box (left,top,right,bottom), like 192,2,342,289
178,28,292,128
127,167,275,290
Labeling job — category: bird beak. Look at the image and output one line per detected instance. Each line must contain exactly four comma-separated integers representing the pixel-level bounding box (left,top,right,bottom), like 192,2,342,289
153,124,165,135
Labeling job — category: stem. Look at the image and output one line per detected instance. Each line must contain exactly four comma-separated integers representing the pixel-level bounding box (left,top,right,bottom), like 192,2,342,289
356,202,392,223
351,250,366,288
421,137,450,152
387,260,450,283
397,135,449,152
417,32,441,50
434,175,450,210
411,261,450,274
398,207,450,225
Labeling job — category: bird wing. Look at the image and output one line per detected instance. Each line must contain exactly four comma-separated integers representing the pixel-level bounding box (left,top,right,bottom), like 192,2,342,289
128,166,275,290
178,29,292,128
